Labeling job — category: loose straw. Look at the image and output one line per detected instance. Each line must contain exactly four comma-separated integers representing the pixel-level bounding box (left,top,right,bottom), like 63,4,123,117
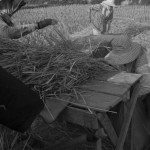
55,96,117,114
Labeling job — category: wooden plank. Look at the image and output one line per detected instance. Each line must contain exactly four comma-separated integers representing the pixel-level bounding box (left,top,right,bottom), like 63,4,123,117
73,91,121,111
80,80,130,96
95,71,120,81
43,97,69,121
60,106,99,129
107,72,141,85
97,113,118,146
115,83,140,150
95,71,141,85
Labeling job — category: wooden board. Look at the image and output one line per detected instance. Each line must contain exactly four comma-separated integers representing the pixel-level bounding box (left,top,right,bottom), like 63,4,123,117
95,71,141,86
107,72,141,85
115,84,140,150
95,71,120,81
72,90,121,111
97,113,118,146
80,80,130,97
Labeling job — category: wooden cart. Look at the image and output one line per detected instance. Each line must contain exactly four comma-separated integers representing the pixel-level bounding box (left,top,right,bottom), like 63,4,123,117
58,71,141,150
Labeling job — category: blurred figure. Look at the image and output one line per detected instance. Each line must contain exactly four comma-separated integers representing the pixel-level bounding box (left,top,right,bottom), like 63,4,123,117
90,0,117,35
70,0,118,39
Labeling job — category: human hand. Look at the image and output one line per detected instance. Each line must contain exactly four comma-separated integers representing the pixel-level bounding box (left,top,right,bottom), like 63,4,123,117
51,19,58,25
37,18,58,29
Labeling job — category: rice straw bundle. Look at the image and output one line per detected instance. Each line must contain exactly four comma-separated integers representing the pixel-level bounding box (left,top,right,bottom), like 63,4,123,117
0,29,117,99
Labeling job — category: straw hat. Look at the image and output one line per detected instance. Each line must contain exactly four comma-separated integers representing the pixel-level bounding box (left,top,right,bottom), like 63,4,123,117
104,35,142,65
101,0,117,7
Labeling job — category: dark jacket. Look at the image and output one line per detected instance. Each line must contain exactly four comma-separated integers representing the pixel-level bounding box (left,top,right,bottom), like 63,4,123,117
0,66,44,132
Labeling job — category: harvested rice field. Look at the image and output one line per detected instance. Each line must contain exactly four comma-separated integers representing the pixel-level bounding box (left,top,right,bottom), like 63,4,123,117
1,4,150,150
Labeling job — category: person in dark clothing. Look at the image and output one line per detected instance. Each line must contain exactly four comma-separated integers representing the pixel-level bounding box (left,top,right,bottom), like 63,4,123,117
0,66,68,133
0,0,68,133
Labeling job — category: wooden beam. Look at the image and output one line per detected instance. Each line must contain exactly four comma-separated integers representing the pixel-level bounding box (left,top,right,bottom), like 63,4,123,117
115,83,140,150
97,113,118,146
80,80,130,97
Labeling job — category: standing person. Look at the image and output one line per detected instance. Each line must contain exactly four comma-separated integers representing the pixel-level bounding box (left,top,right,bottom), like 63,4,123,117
70,0,117,39
0,0,69,133
90,0,117,35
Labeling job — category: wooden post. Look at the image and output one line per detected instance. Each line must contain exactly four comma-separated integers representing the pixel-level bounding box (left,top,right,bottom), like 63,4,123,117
95,128,107,150
115,83,140,150
97,113,118,146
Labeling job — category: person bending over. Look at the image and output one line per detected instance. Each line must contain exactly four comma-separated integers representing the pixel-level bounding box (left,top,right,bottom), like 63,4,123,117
90,0,117,35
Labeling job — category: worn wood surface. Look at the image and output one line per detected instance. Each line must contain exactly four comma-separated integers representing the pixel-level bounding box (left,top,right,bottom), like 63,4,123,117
80,80,130,97
107,72,142,85
61,71,141,150
95,71,141,85
73,90,121,111
94,71,120,81
115,83,140,150
72,71,141,110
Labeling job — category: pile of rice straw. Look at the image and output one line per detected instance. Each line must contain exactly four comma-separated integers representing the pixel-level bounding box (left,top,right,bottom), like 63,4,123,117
0,27,117,99
124,23,150,37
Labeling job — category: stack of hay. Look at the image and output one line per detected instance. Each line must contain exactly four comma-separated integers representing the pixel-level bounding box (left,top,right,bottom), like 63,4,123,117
0,29,116,100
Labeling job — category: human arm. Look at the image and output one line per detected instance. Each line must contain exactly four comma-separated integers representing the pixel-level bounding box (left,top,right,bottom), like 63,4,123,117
0,0,58,39
102,6,113,19
0,0,26,17
0,19,58,39
0,0,26,26
102,6,107,17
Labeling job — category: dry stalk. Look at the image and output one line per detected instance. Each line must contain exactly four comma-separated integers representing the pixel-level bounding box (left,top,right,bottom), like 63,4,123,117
53,26,72,49
55,96,117,114
42,99,55,121
10,133,19,150
22,134,31,150
79,92,93,114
